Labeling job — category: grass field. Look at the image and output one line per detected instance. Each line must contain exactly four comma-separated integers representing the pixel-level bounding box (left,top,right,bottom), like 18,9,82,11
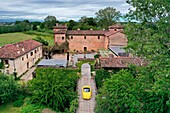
0,32,54,46
0,33,34,46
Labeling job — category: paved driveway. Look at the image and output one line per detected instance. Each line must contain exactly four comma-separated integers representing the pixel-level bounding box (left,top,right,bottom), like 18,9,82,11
76,63,96,113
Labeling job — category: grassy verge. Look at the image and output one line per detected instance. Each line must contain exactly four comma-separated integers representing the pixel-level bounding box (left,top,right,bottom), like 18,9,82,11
0,103,21,113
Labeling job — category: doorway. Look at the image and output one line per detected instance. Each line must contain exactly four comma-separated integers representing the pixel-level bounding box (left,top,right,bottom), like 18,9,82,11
84,47,87,52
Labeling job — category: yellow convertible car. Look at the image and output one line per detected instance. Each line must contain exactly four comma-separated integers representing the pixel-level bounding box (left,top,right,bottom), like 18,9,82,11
82,85,92,100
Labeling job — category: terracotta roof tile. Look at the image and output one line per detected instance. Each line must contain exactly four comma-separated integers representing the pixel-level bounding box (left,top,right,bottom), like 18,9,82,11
67,30,109,35
54,30,67,34
0,39,42,59
100,57,143,68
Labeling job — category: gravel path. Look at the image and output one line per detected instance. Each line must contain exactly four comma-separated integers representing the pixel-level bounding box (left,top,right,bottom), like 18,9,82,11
76,63,96,113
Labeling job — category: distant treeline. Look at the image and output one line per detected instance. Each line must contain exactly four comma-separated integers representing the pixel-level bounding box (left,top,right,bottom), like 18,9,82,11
0,22,30,34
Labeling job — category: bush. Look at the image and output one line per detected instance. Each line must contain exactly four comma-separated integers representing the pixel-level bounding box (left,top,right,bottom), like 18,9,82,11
0,73,21,104
21,104,44,113
28,68,79,112
13,99,24,107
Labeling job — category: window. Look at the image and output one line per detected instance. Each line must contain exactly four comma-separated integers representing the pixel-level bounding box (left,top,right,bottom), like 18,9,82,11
62,37,64,40
22,57,24,61
26,54,28,59
84,36,86,39
35,50,37,53
4,60,9,65
84,47,87,52
98,36,100,39
37,48,39,52
84,88,90,92
27,62,29,69
30,52,33,56
71,36,73,39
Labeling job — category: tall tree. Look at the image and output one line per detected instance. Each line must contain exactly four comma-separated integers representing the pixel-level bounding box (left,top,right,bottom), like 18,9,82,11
95,7,121,29
44,15,58,29
95,0,170,112
68,20,77,30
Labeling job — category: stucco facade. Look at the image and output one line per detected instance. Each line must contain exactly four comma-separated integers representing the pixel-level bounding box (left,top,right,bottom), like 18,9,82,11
0,40,42,77
53,24,127,52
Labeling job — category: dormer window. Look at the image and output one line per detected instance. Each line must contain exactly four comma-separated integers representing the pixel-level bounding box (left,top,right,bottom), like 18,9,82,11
84,36,86,39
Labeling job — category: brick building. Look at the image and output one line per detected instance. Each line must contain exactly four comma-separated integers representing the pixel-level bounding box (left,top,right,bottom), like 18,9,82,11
53,23,127,52
0,40,42,76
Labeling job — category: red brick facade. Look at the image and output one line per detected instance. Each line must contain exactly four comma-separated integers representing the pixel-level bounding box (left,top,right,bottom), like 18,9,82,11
53,24,127,52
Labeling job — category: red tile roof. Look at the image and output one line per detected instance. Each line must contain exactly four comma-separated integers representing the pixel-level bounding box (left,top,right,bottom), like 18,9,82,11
53,24,67,29
100,57,143,68
54,30,67,34
104,31,120,37
0,40,42,59
67,30,109,35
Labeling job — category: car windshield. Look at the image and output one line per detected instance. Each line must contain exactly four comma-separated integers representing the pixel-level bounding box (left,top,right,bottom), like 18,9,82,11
84,88,90,92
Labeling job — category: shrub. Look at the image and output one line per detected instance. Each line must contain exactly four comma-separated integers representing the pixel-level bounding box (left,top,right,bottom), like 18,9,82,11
0,73,21,104
13,99,24,107
28,68,79,112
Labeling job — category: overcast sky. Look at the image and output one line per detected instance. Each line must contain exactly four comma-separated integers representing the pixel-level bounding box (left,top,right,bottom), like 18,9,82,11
0,0,131,21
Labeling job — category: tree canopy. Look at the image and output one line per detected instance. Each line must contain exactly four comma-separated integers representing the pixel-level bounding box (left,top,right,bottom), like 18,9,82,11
95,0,170,112
95,7,121,29
44,15,58,29
28,68,79,112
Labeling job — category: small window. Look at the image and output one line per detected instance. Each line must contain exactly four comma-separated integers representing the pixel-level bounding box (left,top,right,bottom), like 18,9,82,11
37,48,39,52
114,29,117,31
26,54,28,59
4,60,9,65
98,36,100,39
35,50,37,53
84,36,86,39
22,57,24,61
71,36,73,39
30,52,33,56
62,37,64,40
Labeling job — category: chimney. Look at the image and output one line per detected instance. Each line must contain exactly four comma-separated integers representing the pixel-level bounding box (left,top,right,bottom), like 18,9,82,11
90,28,93,30
56,23,59,26
77,28,80,30
103,28,105,31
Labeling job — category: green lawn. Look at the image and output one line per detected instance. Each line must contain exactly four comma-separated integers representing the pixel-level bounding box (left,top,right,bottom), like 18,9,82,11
0,32,54,46
0,33,34,46
0,103,21,113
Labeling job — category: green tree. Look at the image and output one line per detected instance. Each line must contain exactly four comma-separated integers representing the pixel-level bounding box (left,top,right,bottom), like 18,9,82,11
95,70,143,113
28,68,79,112
95,7,121,29
44,16,58,29
68,20,77,30
0,73,21,104
79,16,97,27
